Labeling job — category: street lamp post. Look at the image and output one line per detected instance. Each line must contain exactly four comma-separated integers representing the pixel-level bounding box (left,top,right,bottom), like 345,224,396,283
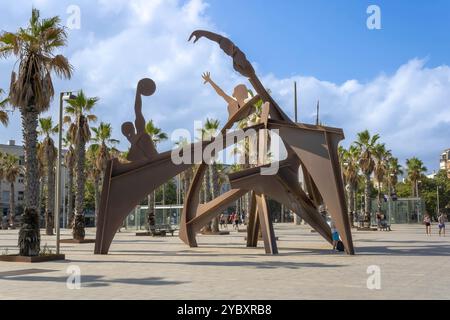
55,93,64,255
437,185,441,216
55,91,75,255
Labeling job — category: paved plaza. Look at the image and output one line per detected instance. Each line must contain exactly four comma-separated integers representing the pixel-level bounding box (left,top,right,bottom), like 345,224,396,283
0,224,449,299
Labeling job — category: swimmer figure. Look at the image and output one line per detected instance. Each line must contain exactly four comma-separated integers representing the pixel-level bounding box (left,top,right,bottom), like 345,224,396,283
202,72,249,118
121,78,159,162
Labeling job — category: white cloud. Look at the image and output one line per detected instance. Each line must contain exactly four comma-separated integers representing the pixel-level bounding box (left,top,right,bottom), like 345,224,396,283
263,59,450,171
0,0,448,172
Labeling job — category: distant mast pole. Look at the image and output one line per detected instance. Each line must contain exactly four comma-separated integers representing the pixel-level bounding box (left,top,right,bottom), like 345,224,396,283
294,81,298,122
316,100,320,125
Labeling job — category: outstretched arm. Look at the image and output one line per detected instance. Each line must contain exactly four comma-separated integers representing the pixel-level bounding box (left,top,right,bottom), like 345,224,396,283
189,30,224,45
134,92,145,134
202,72,234,105
189,30,255,78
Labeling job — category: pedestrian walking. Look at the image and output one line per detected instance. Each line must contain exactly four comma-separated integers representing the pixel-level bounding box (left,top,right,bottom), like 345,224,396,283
423,213,432,236
438,212,446,237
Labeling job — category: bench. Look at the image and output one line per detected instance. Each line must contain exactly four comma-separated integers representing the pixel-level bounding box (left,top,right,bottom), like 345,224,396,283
377,221,391,231
149,224,177,236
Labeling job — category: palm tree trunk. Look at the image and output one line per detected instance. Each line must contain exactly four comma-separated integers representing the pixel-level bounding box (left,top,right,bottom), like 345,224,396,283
147,192,155,233
94,175,101,227
72,139,86,240
67,170,74,228
364,173,371,226
377,182,382,215
349,186,355,227
210,165,220,233
183,177,189,203
201,166,212,233
38,177,43,219
45,162,55,235
8,182,15,229
18,110,41,256
346,183,353,227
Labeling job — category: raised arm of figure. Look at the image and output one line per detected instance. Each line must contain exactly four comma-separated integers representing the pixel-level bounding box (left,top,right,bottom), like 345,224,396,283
202,72,234,105
134,92,146,134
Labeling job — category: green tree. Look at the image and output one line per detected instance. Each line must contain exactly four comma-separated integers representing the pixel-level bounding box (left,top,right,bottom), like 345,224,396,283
89,122,119,224
339,145,360,226
386,157,403,195
406,157,427,197
419,170,450,216
354,130,380,226
64,91,98,240
0,88,9,126
373,143,391,215
144,120,168,232
0,8,72,256
3,154,22,228
205,118,222,232
174,137,195,202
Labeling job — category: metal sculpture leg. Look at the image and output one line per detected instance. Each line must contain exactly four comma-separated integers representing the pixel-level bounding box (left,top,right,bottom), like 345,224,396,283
255,193,278,254
276,124,355,254
246,192,259,248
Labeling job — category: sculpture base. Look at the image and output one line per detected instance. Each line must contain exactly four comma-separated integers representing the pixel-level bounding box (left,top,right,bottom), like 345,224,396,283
201,231,230,235
0,254,65,263
135,232,152,236
60,239,96,244
244,236,279,241
356,227,378,231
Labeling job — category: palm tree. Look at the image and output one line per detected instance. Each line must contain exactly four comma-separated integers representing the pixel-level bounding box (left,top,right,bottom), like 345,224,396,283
64,91,98,240
0,88,10,126
387,157,403,195
406,157,427,197
0,8,72,256
90,122,119,224
196,118,220,233
354,130,380,227
340,145,360,226
63,133,75,228
38,117,58,235
204,118,222,232
174,137,195,202
4,154,22,229
86,144,101,226
144,120,168,233
373,143,391,216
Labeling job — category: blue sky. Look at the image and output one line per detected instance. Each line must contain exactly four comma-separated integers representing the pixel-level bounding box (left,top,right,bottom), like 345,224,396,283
0,0,449,173
208,0,450,82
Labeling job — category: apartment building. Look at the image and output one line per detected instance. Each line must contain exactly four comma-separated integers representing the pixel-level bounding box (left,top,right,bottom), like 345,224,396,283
0,140,67,220
440,149,450,178
0,140,25,216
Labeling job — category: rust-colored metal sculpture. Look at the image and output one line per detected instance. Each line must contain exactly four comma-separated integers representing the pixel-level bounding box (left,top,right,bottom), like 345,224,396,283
94,30,355,255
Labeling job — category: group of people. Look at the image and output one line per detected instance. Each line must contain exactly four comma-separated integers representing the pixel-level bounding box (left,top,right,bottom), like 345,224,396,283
376,212,391,230
423,212,447,236
219,212,243,230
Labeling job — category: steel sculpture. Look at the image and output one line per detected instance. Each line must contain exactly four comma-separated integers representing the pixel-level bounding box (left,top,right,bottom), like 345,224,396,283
94,30,355,255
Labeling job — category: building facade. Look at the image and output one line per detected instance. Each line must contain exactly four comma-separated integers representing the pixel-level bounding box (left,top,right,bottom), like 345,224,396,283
440,149,450,178
0,140,68,225
0,140,25,218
